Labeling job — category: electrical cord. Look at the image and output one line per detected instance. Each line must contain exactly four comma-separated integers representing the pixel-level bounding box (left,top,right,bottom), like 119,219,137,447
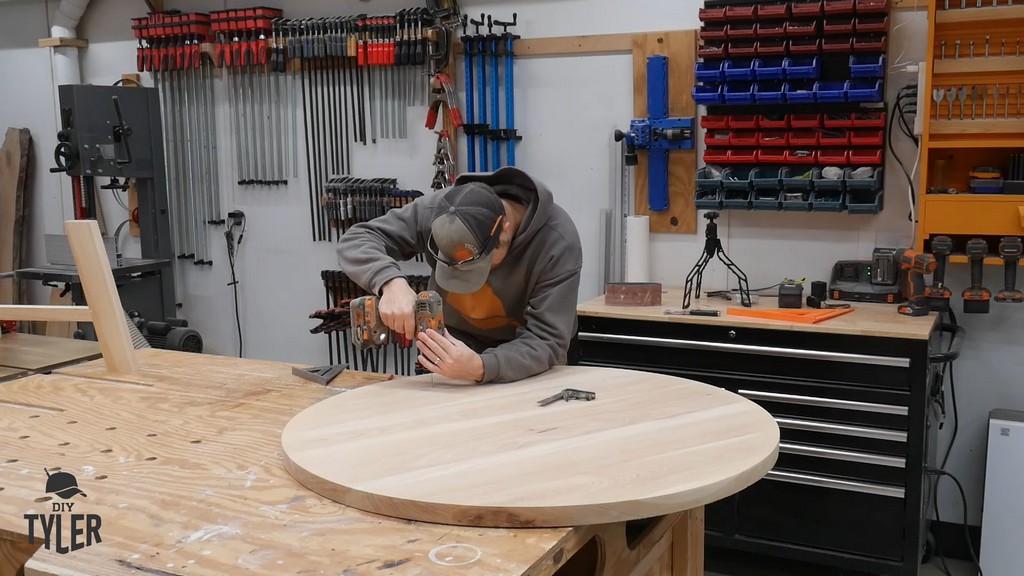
928,466,984,576
225,211,246,358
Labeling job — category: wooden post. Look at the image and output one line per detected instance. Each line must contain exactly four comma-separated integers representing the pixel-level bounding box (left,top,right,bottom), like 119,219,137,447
671,507,704,576
64,220,139,375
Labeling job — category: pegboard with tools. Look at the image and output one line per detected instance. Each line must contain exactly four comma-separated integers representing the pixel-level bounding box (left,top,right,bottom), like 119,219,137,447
693,0,891,214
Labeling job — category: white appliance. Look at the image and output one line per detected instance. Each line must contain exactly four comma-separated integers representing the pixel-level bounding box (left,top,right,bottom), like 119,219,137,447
980,409,1024,575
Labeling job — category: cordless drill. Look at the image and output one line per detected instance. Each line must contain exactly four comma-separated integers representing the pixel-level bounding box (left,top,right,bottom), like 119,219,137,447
351,290,445,350
925,236,953,312
963,238,992,314
894,248,936,317
996,237,1023,303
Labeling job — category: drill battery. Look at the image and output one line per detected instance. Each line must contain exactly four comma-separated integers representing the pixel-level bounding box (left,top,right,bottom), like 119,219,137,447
351,291,445,350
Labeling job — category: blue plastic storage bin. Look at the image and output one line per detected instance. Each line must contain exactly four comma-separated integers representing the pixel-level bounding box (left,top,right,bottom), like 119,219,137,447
695,61,724,83
724,83,755,104
754,82,785,104
692,84,723,105
846,190,884,214
784,56,821,80
848,79,883,102
785,81,816,104
811,191,845,212
849,54,885,78
724,60,757,81
696,166,724,209
753,58,785,81
844,167,883,190
722,167,756,192
812,167,846,193
814,80,848,103
751,166,785,191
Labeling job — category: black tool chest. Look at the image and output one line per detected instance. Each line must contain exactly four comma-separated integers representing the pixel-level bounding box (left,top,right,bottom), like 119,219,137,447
576,311,941,576
693,0,891,213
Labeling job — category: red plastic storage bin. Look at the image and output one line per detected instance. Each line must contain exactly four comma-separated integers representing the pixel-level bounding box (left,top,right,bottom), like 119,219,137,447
729,42,759,57
699,6,728,22
853,35,887,52
758,148,788,163
789,38,822,55
758,40,788,56
855,0,889,13
817,149,849,164
823,36,853,53
790,114,822,128
759,3,792,19
698,43,728,59
824,113,855,128
824,0,856,14
789,130,820,146
850,149,884,164
701,115,730,130
704,149,730,163
731,132,759,147
820,129,851,146
851,111,885,128
850,130,884,146
791,1,824,17
700,25,728,41
824,18,855,35
729,23,757,39
758,132,790,147
728,149,759,163
758,114,790,129
756,22,787,38
726,5,759,19
729,115,760,129
705,131,731,147
786,149,818,164
786,20,819,37
855,16,889,33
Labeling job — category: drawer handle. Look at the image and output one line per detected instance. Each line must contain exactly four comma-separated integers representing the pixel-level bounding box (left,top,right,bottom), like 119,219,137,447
765,470,904,498
775,417,907,442
577,333,910,368
779,442,905,468
739,390,908,416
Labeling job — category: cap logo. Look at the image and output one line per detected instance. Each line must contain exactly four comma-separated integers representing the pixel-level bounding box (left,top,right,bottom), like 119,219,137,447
451,243,478,262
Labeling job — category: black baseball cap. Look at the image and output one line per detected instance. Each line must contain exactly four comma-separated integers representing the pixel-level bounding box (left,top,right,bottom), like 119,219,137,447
428,182,506,293
45,468,86,499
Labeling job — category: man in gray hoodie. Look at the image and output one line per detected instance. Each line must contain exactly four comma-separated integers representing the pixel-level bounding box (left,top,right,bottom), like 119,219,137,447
336,167,583,384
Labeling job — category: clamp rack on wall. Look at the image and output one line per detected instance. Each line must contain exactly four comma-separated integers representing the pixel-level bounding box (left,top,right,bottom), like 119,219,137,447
692,0,891,214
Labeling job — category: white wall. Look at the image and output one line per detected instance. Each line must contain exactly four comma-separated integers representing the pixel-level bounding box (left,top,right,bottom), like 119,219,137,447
3,0,1020,530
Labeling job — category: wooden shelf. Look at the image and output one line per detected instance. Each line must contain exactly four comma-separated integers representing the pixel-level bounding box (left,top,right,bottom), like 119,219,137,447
37,37,87,48
925,194,1024,203
928,118,1024,134
935,4,1024,25
933,56,1024,75
928,138,1024,147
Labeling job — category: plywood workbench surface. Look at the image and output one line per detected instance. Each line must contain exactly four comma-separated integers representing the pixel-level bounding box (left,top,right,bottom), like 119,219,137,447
578,288,938,340
0,332,100,372
0,349,760,575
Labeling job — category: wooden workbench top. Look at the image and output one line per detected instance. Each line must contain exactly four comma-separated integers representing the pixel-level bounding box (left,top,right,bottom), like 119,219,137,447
283,366,779,528
0,350,578,575
578,288,939,340
0,332,100,371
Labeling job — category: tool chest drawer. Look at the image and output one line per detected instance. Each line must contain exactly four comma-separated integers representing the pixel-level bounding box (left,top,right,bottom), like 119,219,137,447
576,311,934,576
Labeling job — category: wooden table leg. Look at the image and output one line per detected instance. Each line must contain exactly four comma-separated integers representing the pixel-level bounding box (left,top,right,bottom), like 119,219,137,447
0,537,43,576
671,506,704,576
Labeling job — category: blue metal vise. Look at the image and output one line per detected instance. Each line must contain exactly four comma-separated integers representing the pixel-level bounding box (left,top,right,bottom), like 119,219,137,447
615,55,695,212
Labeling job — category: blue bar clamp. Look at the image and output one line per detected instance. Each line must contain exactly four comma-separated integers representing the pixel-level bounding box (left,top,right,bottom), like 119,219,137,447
614,55,694,212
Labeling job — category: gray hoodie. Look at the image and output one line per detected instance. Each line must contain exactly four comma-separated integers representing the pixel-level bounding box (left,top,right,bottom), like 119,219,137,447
336,167,583,383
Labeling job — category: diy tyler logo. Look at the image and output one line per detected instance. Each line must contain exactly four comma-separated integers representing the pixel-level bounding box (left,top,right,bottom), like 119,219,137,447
24,468,103,554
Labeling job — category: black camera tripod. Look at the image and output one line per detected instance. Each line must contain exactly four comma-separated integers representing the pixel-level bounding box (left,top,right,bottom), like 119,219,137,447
683,211,752,309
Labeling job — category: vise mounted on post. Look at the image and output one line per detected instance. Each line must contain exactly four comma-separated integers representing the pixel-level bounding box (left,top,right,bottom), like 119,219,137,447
615,55,694,212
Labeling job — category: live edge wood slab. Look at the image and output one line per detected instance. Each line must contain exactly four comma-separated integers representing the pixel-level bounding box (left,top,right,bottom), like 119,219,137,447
0,349,774,576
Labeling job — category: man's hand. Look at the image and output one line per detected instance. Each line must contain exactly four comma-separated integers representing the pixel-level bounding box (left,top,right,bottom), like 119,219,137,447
416,329,485,383
379,278,417,338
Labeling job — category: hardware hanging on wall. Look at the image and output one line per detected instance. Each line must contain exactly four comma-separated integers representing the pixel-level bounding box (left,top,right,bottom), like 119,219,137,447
615,55,695,212
460,13,520,171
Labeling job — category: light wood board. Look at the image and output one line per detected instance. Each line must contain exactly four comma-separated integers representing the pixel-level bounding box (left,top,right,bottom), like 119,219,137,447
577,288,939,340
0,332,100,371
0,366,27,381
0,350,588,576
632,31,697,234
0,127,30,308
282,365,779,528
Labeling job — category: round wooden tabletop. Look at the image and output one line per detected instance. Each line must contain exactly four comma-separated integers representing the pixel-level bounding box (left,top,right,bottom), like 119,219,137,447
281,365,779,528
